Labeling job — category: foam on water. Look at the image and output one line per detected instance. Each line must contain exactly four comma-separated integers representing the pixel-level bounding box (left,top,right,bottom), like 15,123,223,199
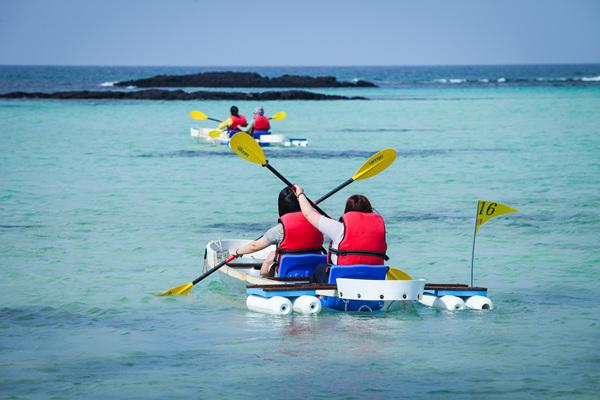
581,75,600,82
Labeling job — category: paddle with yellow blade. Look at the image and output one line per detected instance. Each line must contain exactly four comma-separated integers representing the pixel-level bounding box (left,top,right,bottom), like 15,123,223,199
208,129,226,139
155,255,238,296
189,110,222,123
269,111,287,121
470,200,519,286
315,148,397,204
230,134,410,281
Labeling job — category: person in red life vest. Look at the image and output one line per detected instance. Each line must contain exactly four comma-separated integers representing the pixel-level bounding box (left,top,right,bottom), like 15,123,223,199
218,105,247,137
247,106,271,139
230,187,324,277
292,185,388,283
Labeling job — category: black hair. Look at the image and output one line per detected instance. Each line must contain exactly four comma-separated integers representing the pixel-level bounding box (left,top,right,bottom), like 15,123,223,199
230,106,239,116
278,187,301,217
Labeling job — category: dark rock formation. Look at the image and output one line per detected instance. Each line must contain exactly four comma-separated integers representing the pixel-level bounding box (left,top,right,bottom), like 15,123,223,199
0,89,367,101
114,71,377,88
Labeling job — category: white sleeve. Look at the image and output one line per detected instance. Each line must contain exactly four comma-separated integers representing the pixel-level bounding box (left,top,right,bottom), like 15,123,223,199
318,216,344,243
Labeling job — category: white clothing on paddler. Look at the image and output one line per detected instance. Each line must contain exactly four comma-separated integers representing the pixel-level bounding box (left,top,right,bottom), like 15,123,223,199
318,216,344,264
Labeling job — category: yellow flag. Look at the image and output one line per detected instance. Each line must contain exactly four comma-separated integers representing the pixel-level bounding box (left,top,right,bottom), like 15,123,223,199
475,200,518,233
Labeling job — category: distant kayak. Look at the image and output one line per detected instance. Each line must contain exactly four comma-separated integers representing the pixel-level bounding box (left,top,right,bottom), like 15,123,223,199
190,127,308,147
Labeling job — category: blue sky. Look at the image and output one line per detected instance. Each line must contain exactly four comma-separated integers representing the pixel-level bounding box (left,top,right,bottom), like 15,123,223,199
1,0,599,66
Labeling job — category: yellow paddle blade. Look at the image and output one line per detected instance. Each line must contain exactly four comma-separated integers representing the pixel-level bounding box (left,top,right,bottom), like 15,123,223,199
190,110,208,121
271,111,287,121
208,129,223,138
230,132,267,165
386,268,412,280
352,148,397,181
154,282,193,296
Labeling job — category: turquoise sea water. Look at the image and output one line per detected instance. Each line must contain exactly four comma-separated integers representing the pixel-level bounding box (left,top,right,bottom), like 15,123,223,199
1,66,600,399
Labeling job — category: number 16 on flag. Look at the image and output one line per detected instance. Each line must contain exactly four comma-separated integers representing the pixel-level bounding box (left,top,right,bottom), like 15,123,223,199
470,201,519,287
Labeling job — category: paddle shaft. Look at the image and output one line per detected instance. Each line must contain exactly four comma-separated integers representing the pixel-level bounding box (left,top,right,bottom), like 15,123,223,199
189,161,326,289
315,178,353,204
192,254,237,286
263,163,330,218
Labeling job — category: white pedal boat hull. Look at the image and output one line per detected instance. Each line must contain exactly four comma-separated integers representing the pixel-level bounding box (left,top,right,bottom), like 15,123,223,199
191,127,307,147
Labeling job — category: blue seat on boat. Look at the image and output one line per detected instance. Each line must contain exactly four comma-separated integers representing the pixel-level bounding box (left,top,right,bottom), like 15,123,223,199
252,130,271,139
323,265,388,312
328,265,388,282
277,254,327,278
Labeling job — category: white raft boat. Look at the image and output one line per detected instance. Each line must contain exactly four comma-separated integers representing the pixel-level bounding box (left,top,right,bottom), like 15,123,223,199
190,127,308,147
205,239,426,315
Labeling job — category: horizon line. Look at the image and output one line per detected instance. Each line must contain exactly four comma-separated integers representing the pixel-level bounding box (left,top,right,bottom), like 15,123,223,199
1,62,600,68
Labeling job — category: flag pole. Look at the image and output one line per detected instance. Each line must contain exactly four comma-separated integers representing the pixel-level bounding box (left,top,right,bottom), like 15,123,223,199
470,201,479,287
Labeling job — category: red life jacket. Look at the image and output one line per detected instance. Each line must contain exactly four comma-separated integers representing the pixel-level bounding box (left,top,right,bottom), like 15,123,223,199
276,212,324,262
253,115,270,131
328,211,388,265
229,115,247,132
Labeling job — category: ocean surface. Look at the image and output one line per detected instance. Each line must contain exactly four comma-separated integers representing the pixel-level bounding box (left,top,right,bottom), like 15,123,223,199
1,65,599,399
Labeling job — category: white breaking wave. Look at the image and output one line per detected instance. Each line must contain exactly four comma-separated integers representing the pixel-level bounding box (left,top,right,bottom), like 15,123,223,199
99,81,116,87
479,79,489,83
126,85,136,89
537,77,568,82
497,77,506,83
435,78,465,84
581,75,600,82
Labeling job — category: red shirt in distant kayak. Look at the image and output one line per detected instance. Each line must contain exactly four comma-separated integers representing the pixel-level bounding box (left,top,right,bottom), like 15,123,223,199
219,105,247,136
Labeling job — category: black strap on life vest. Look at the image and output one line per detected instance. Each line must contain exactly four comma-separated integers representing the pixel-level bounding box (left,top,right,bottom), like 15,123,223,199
276,247,325,256
328,248,389,261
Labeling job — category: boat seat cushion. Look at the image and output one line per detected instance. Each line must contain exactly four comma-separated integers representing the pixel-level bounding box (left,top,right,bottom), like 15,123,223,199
278,254,327,278
327,265,388,284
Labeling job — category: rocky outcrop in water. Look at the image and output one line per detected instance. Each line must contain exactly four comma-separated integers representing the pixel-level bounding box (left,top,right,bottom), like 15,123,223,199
114,71,377,88
0,89,367,101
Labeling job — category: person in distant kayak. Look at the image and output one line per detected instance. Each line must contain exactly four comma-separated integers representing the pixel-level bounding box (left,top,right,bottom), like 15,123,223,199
244,106,271,139
292,185,388,283
230,187,324,277
218,105,247,137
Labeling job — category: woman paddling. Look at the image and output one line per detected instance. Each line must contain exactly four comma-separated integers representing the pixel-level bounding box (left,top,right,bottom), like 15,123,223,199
219,105,248,137
292,185,388,283
231,187,324,277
